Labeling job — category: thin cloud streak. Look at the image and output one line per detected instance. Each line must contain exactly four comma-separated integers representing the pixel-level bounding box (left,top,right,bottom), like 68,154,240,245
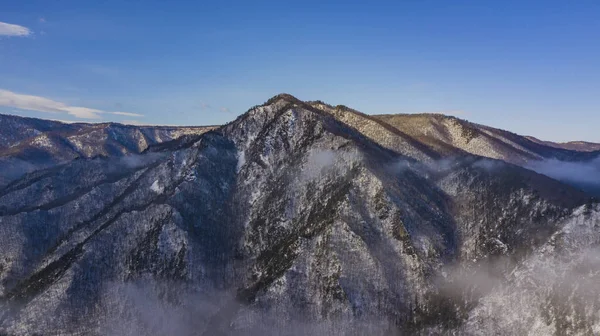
48,119,94,124
0,89,144,119
111,111,144,117
0,21,31,37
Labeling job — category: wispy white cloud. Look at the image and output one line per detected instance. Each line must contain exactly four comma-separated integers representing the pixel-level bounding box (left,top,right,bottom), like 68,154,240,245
111,111,144,117
220,107,231,113
0,89,144,119
48,119,93,124
63,106,104,119
0,21,32,37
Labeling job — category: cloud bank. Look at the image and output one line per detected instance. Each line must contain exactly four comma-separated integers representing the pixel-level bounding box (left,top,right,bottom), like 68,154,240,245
0,22,31,37
0,89,144,120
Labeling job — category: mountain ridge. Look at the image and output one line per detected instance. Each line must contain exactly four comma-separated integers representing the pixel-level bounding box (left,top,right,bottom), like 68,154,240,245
4,97,599,164
1,94,599,334
525,135,600,152
0,114,217,187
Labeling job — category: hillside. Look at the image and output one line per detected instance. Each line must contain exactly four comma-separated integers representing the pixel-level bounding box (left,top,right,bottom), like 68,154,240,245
0,115,215,187
1,94,599,335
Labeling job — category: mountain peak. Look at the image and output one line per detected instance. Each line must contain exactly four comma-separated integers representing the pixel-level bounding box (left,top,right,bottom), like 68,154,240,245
262,93,302,106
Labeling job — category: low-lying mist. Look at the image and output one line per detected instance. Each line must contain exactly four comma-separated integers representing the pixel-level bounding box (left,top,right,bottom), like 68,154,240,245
96,280,396,336
526,157,600,196
0,152,166,188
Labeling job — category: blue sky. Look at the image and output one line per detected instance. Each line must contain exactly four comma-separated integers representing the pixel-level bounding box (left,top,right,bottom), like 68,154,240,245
1,0,599,142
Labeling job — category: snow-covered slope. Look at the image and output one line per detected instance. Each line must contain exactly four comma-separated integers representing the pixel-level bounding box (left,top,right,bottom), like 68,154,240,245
526,136,600,152
0,114,82,150
0,94,598,335
374,113,599,165
0,115,215,187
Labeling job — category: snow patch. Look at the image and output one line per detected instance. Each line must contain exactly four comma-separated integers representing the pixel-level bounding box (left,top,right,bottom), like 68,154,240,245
150,180,164,194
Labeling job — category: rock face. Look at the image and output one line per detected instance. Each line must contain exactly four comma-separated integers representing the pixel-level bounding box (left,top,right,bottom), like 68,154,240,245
0,94,599,335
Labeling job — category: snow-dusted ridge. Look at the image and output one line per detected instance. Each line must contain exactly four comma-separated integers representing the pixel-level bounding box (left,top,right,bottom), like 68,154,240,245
0,93,599,335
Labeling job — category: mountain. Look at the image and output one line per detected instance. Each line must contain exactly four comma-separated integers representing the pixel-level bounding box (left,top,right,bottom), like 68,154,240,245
0,114,82,149
367,112,600,196
526,136,600,152
0,94,599,335
372,113,599,165
0,115,216,187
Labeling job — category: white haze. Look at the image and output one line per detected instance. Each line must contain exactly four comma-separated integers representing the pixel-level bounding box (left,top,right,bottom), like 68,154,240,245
0,153,166,187
96,280,397,336
300,148,362,182
526,157,600,187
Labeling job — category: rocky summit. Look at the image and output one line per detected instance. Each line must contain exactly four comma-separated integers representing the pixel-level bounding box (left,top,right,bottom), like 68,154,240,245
1,94,600,335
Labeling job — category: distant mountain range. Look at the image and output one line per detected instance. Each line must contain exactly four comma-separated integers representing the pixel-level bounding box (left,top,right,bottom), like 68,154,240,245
0,114,216,187
1,95,599,335
525,135,600,152
372,112,599,163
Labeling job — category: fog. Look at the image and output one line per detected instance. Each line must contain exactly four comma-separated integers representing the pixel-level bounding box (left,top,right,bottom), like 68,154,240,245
434,211,600,335
95,280,396,336
98,242,600,335
526,157,600,196
527,157,600,186
116,152,166,170
2,149,600,334
0,152,166,188
300,148,362,182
